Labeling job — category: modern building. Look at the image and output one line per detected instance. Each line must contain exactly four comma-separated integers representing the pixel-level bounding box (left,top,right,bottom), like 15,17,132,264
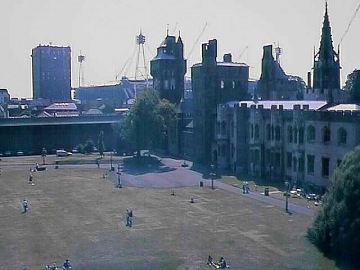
32,45,71,102
192,39,249,164
150,34,187,104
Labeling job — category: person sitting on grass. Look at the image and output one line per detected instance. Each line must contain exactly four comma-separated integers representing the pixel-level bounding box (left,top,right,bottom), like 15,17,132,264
63,259,71,269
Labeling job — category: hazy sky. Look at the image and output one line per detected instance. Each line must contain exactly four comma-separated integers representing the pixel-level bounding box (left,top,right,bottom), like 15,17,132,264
1,0,359,98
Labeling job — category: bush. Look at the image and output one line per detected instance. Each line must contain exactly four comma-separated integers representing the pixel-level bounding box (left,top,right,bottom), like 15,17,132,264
307,145,360,267
84,140,95,154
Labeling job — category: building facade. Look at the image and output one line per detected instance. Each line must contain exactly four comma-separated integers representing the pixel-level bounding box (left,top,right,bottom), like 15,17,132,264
216,101,360,191
192,39,249,165
32,45,71,102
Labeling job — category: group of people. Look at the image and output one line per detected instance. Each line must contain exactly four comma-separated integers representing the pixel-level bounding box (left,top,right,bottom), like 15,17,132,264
126,209,133,227
207,255,228,269
45,259,71,270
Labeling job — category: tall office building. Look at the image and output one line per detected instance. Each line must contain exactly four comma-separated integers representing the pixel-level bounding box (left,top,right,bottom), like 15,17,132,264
32,45,71,102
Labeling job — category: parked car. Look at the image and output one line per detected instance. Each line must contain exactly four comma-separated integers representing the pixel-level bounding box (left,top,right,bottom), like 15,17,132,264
56,149,72,157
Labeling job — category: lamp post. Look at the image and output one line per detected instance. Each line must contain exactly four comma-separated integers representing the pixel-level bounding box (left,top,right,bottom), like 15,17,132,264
210,164,215,190
117,164,122,188
110,151,113,171
285,181,289,212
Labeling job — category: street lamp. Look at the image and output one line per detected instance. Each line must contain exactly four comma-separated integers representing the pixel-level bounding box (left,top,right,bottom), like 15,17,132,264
117,163,122,188
110,151,114,171
285,181,290,212
210,164,215,190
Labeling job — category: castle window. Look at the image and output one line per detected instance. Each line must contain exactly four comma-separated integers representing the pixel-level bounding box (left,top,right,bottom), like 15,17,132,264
221,121,226,136
232,81,236,89
271,125,275,141
275,126,281,141
250,124,254,138
288,125,293,143
299,127,304,144
216,122,220,134
322,157,330,177
293,157,297,172
307,155,315,174
287,152,292,169
230,121,234,137
322,126,331,144
221,144,227,157
337,159,342,167
254,124,260,139
266,124,271,140
307,125,315,142
294,127,298,144
299,158,304,172
338,128,347,145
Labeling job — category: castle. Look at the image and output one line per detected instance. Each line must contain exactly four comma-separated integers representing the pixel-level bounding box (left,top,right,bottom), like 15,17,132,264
150,4,358,192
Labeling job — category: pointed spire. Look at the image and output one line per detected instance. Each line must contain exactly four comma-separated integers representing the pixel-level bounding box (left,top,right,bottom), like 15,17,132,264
318,1,334,61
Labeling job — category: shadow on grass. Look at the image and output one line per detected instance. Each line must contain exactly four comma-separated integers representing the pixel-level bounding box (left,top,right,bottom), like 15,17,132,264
121,155,176,176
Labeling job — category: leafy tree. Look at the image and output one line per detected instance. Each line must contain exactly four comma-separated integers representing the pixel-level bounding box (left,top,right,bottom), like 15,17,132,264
120,88,176,158
98,131,105,157
307,145,360,267
84,139,95,154
344,69,360,102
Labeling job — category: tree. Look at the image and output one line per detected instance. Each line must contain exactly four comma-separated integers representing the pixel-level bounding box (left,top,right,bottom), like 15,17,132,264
307,145,360,267
120,88,176,158
98,131,105,157
84,139,95,154
344,69,360,102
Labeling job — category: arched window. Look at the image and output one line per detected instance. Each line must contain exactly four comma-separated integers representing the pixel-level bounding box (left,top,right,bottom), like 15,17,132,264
307,125,316,142
299,127,304,144
255,124,260,139
288,125,293,143
275,126,281,141
294,127,298,144
266,124,271,140
221,121,226,136
216,122,220,135
293,157,297,172
322,126,331,143
338,128,347,145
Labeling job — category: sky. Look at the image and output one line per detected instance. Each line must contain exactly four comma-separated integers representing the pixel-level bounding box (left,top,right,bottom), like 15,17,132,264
0,0,359,98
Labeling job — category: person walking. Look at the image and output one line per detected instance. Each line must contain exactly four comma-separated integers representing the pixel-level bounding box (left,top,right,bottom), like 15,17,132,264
22,199,29,213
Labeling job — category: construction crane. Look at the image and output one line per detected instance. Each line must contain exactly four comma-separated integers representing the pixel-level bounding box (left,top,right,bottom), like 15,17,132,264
236,46,248,62
186,23,208,60
339,1,360,46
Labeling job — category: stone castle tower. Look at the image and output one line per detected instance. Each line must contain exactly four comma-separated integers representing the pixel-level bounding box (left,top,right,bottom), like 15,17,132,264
150,33,187,104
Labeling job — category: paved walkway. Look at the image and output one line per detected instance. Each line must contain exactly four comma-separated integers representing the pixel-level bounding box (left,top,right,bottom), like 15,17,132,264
109,157,315,217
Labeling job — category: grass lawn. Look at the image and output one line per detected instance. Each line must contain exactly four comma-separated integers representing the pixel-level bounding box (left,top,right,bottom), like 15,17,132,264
0,156,337,269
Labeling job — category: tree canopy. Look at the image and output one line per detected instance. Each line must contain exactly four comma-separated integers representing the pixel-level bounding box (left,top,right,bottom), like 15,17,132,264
344,69,360,102
308,145,360,267
119,88,177,156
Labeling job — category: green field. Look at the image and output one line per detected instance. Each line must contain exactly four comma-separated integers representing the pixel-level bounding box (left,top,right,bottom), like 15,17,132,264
0,156,337,269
